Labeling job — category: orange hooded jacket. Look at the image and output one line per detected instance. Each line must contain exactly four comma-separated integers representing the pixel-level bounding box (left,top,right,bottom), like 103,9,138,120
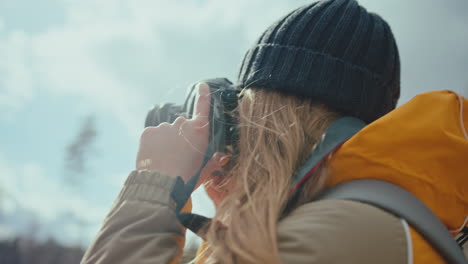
328,90,468,263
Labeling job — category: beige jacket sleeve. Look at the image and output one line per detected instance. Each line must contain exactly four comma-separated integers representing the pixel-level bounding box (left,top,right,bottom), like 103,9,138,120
278,199,409,264
82,171,410,264
81,170,186,264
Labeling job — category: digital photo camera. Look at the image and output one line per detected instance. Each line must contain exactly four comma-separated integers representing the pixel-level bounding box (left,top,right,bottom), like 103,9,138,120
144,78,241,167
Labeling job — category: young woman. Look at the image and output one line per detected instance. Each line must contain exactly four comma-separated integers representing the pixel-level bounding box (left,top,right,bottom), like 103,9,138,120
82,0,468,263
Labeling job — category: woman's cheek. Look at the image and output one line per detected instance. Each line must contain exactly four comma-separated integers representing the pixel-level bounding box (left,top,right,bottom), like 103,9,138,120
203,177,230,208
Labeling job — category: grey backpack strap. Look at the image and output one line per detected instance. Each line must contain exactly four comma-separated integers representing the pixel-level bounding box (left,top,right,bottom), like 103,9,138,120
316,179,468,264
290,117,366,192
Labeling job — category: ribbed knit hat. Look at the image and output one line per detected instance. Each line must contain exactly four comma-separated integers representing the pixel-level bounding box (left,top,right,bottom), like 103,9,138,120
237,0,400,123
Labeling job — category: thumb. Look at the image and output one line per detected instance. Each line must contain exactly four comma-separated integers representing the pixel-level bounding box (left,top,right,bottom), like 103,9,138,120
191,82,211,125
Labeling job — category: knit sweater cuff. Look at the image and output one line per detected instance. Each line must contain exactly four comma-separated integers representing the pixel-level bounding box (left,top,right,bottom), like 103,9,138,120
118,170,180,209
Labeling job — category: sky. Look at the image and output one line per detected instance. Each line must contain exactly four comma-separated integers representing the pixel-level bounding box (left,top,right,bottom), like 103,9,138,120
0,0,467,248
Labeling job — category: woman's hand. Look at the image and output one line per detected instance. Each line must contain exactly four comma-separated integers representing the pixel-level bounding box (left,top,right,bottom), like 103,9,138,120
136,82,212,182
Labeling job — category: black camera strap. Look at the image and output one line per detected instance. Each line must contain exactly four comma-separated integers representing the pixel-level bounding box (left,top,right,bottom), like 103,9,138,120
173,78,240,233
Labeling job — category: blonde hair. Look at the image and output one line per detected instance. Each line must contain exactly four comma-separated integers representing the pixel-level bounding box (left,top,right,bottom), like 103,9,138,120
201,88,340,263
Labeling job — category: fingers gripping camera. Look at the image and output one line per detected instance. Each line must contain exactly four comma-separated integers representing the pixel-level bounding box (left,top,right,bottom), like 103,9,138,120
144,78,241,170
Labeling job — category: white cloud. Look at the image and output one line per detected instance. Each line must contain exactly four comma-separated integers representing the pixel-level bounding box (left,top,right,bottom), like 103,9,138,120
0,153,108,244
0,0,307,135
0,30,34,115
1,157,106,222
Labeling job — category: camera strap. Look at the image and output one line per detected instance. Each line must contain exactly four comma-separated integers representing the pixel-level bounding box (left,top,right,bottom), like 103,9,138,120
171,151,213,237
174,78,240,233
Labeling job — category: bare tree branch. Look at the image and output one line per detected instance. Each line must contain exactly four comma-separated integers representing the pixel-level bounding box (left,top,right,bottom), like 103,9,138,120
63,115,98,187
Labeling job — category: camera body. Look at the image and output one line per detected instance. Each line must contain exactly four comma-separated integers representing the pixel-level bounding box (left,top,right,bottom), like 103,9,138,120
145,78,241,162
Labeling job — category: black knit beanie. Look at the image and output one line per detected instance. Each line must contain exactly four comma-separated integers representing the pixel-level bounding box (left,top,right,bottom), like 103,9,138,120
237,0,400,123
